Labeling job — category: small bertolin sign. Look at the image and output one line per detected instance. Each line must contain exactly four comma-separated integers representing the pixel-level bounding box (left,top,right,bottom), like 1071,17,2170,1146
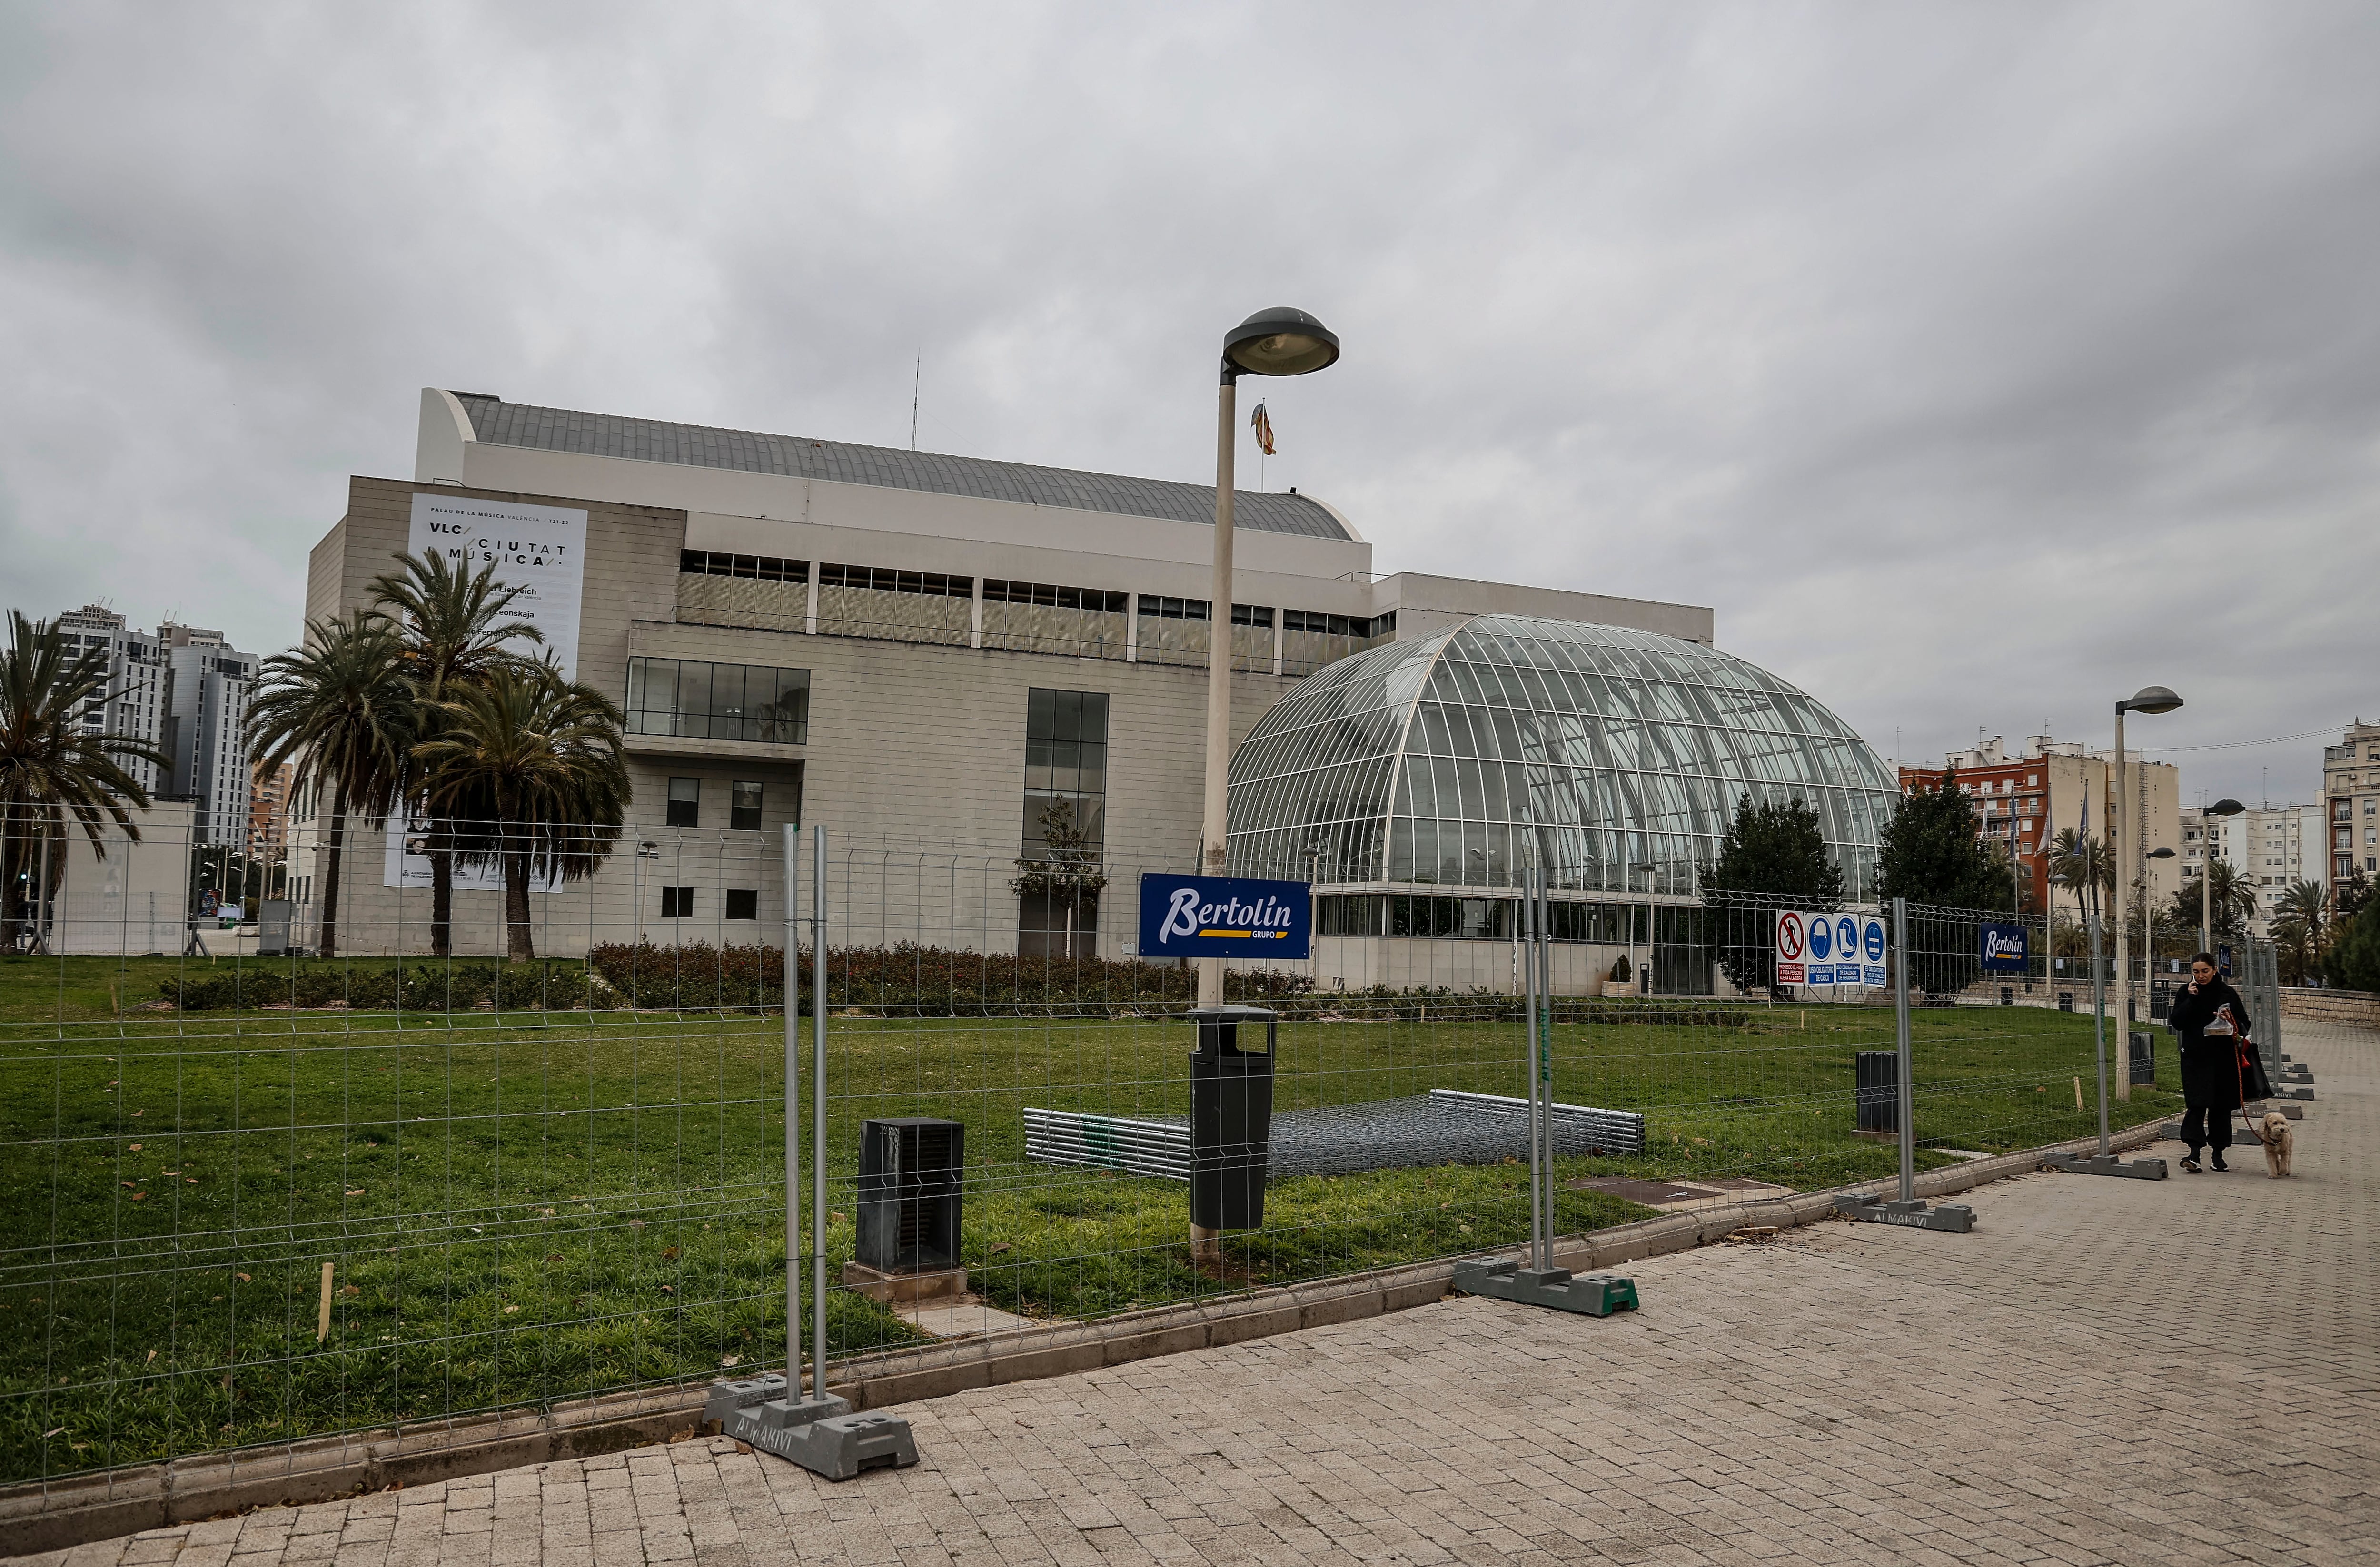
1137,873,1312,961
1979,922,2030,974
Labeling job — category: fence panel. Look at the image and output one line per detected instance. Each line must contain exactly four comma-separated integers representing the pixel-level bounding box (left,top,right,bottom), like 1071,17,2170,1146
0,810,2189,1503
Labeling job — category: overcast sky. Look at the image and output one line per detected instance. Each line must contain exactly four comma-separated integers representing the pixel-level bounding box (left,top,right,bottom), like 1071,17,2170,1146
1,3,2373,805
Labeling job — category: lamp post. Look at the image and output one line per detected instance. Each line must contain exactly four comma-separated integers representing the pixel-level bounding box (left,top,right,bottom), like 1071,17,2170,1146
2200,798,2245,952
1196,307,1339,1008
1630,861,1656,995
2110,685,2181,1100
2145,845,2175,1006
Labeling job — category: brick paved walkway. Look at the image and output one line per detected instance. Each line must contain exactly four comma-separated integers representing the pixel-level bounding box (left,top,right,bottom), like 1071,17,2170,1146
19,1021,2375,1567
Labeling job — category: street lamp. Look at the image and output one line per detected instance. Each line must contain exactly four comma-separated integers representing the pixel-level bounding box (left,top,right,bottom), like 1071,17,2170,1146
2201,798,2245,952
1196,307,1340,1008
2110,685,2181,1100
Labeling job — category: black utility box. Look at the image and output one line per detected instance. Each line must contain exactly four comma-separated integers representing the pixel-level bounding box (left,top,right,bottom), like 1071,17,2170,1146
857,1117,963,1274
2127,1031,2156,1088
1855,1050,1898,1135
1189,1005,1277,1232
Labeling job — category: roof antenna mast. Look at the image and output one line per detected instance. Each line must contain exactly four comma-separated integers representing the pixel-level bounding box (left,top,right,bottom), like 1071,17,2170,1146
911,354,921,451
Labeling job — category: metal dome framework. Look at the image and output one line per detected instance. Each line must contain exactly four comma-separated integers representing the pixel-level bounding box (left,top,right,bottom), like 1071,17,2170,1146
1225,615,1897,899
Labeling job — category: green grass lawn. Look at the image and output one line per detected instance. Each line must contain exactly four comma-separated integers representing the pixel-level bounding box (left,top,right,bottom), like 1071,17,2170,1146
0,955,2180,1480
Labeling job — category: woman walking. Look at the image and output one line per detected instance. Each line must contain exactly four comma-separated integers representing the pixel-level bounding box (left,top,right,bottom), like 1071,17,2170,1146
2168,953,2252,1173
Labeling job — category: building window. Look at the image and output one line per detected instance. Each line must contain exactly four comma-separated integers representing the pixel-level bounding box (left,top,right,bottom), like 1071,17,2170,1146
661,886,694,918
626,658,809,745
679,549,809,582
1283,609,1395,637
1018,689,1109,959
667,778,700,828
1231,604,1274,627
724,889,759,920
816,562,971,596
731,781,763,832
1137,595,1209,621
982,580,1129,613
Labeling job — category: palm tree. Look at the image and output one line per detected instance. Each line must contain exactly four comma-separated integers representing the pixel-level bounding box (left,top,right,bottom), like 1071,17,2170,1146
2169,855,2258,949
246,613,413,960
368,551,546,956
2046,828,2112,927
0,613,169,951
2275,878,2326,944
412,664,628,962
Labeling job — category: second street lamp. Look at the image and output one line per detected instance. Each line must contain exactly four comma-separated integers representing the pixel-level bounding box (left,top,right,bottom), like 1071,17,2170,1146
2110,684,2181,1100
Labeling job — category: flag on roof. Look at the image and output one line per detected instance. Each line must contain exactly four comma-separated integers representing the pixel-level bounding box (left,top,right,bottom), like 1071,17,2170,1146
1250,402,1276,456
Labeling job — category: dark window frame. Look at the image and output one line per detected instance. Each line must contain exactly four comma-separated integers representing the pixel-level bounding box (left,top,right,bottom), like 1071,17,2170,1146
666,777,700,828
724,888,759,920
730,781,763,832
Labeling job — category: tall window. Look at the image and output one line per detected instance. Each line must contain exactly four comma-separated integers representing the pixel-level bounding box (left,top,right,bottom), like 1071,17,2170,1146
731,781,763,832
667,778,700,828
1018,689,1109,959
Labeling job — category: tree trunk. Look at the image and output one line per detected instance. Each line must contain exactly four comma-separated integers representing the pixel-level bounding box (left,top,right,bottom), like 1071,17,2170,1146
505,845,534,963
430,822,454,958
319,800,347,960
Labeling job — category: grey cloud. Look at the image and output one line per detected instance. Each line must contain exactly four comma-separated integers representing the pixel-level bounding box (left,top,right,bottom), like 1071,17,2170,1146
0,0,2372,802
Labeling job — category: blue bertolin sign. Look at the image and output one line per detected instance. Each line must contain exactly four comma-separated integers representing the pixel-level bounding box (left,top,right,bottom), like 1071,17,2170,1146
1138,873,1312,960
1979,923,2031,974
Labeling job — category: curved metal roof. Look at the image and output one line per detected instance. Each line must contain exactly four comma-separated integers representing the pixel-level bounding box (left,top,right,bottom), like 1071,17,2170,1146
1226,614,1897,897
452,394,1350,540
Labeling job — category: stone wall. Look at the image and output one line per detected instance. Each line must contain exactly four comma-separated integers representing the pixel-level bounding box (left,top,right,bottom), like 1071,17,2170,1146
2280,986,2380,1026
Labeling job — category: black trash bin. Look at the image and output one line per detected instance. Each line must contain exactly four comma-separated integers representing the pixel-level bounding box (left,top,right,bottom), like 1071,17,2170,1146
2127,1031,2156,1088
1189,1005,1277,1232
1855,1049,1898,1135
857,1117,963,1274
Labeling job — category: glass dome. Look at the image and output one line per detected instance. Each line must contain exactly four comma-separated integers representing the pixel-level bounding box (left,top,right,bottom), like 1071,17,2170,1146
1226,615,1897,897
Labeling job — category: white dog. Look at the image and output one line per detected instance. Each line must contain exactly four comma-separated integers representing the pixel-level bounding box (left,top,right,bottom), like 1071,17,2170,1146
2251,1110,2294,1179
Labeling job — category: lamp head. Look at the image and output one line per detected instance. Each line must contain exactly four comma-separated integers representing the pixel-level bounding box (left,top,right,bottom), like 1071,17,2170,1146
2119,685,2184,715
2210,798,2245,817
1222,307,1340,380
2148,847,2176,860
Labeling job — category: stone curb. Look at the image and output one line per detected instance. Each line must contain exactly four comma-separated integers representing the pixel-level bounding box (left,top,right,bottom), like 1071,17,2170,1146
0,1116,2168,1557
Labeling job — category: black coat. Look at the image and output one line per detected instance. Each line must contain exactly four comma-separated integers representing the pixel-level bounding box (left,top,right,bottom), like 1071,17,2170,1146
2169,977,2252,1110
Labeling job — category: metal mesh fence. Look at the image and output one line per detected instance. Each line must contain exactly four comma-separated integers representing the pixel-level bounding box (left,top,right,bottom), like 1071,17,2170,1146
0,811,2188,1502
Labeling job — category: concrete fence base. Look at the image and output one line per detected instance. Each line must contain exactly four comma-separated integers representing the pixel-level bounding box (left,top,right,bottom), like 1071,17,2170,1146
0,1117,2167,1557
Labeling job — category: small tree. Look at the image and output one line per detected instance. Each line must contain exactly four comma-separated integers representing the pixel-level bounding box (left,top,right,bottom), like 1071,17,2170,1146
1011,799,1108,959
2328,894,2380,994
1699,794,1843,992
2336,869,2373,922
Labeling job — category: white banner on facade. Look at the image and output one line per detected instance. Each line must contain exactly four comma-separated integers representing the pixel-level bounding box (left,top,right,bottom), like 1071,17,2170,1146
387,492,589,890
406,491,587,679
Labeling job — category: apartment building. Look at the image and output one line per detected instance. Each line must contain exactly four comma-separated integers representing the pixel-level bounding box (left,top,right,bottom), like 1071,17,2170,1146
2183,801,2324,936
2322,718,2380,905
159,623,260,847
52,604,172,797
1898,734,2180,922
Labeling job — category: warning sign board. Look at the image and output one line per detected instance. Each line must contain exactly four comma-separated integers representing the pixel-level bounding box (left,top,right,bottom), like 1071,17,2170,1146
1775,910,1888,989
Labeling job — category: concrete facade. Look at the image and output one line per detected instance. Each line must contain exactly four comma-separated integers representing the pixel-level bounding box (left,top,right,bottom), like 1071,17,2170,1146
288,390,1724,961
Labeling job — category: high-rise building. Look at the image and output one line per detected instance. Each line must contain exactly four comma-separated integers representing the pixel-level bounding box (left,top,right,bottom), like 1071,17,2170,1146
2322,718,2380,906
2182,801,2324,937
159,623,260,847
53,605,172,796
1898,733,2180,923
249,759,295,860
